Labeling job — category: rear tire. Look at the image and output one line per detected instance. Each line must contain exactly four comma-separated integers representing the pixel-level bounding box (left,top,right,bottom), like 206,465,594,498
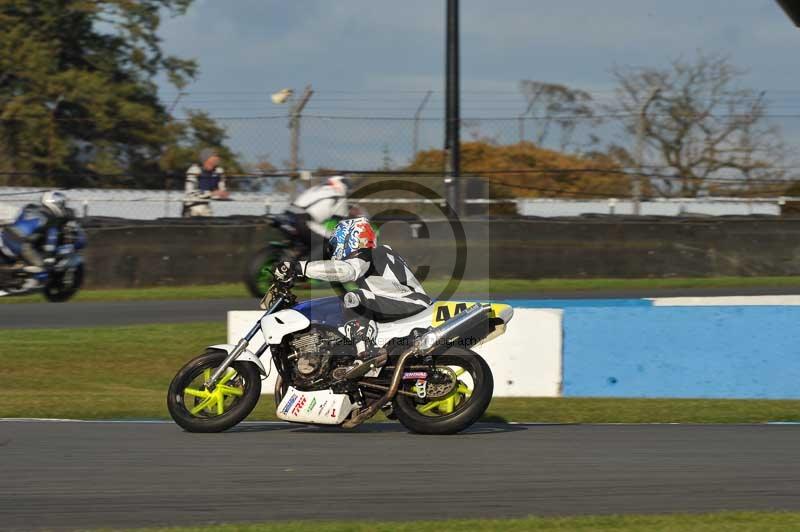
392,347,493,435
167,350,261,433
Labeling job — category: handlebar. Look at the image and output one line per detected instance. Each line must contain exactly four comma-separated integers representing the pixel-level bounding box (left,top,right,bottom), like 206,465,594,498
259,277,297,310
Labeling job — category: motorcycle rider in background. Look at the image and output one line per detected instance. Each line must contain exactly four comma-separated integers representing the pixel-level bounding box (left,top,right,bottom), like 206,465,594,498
283,175,350,260
2,191,76,280
275,217,432,379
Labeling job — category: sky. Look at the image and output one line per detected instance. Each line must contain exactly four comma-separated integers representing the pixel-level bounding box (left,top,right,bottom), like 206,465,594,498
154,0,800,168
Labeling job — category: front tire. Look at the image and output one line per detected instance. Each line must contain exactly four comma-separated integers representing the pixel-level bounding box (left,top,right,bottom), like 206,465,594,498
392,348,494,435
167,350,261,433
244,247,283,298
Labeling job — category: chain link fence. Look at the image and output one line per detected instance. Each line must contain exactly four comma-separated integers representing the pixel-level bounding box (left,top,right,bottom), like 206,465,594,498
212,114,612,170
2,112,800,220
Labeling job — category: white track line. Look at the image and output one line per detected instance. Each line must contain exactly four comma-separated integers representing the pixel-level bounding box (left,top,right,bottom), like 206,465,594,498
1,418,797,425
0,418,291,424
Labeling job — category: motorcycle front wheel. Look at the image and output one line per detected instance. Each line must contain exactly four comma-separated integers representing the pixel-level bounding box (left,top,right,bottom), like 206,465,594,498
167,350,261,433
392,347,494,435
244,246,284,298
43,263,84,302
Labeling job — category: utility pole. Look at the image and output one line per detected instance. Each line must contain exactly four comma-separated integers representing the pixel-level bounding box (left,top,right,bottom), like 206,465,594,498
634,87,661,215
518,98,536,143
289,85,313,176
445,0,461,216
412,90,433,158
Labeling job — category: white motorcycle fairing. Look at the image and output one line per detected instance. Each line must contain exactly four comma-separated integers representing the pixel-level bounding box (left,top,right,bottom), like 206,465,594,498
260,309,311,345
373,302,514,348
276,386,356,425
208,344,268,375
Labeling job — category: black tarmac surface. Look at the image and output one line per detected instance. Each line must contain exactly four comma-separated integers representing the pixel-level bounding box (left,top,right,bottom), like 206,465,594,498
1,420,799,530
3,286,800,329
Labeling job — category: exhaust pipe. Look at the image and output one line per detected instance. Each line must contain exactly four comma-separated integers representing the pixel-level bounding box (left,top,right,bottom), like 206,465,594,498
417,303,492,354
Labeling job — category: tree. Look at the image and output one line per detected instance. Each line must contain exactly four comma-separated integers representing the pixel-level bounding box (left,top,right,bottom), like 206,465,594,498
518,81,601,152
406,140,636,201
160,111,243,180
0,0,238,188
611,52,789,197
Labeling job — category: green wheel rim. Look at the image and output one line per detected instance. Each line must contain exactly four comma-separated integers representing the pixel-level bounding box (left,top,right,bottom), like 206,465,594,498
412,367,473,416
255,260,275,295
182,368,244,418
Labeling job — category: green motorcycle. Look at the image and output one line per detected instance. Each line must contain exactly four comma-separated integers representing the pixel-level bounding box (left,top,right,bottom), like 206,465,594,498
244,216,339,298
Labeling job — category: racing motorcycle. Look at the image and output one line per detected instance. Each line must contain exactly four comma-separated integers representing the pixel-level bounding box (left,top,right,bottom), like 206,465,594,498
0,217,87,302
167,279,513,434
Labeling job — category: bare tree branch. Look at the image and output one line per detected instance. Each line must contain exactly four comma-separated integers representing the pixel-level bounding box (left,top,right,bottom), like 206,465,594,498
610,51,790,197
518,81,602,152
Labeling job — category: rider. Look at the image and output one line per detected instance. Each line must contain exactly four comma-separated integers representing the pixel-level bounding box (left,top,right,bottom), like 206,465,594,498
284,175,351,260
274,217,432,379
3,191,74,274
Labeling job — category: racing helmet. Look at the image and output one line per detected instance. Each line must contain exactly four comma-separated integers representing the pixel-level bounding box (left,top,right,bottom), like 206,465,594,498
41,191,67,217
329,217,377,260
327,175,352,194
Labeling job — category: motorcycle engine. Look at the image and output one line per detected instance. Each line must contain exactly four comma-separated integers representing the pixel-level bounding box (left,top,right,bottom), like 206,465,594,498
286,327,352,390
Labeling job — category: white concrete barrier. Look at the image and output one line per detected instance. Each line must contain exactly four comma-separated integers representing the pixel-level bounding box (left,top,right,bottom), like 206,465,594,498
227,307,562,398
651,295,800,306
475,308,562,397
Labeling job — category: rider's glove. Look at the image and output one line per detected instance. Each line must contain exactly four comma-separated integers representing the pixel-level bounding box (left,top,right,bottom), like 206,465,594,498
274,261,304,283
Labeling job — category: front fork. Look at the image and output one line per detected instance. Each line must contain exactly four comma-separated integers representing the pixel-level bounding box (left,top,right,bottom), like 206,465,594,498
205,338,251,390
203,295,284,390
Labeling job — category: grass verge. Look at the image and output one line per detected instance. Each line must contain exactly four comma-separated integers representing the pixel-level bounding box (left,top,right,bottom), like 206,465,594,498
116,511,800,532
3,322,800,423
4,275,800,304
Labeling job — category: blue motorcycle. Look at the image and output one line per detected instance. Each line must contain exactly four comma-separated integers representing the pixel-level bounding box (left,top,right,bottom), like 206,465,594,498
0,210,87,302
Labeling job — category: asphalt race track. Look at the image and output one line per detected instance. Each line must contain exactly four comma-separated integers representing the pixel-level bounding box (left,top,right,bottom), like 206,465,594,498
0,298,253,329
4,286,800,329
1,420,799,530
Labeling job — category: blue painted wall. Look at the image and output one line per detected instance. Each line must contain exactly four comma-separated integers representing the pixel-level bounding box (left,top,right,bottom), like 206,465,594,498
562,306,800,399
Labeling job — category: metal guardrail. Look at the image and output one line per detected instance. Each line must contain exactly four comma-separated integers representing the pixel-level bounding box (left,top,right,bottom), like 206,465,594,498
2,186,799,220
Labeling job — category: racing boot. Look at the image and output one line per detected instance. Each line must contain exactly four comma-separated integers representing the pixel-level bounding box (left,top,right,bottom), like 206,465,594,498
20,277,41,290
336,317,388,380
20,243,45,273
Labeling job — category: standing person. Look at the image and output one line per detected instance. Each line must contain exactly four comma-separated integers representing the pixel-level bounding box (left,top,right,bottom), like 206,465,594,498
183,162,211,217
198,154,222,193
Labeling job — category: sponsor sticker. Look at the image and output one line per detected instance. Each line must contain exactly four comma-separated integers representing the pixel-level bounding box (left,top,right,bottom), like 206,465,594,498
305,398,317,413
316,400,329,416
403,371,428,380
291,396,308,416
280,394,298,415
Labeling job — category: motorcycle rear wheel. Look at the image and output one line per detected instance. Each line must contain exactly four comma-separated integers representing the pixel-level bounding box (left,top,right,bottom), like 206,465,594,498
392,347,494,435
167,350,261,433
